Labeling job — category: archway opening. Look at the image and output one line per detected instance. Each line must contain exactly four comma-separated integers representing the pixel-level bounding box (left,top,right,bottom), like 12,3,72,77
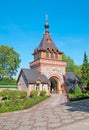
49,77,59,94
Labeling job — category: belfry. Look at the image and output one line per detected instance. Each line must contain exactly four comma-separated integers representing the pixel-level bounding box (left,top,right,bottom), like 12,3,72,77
17,16,71,95
30,17,67,94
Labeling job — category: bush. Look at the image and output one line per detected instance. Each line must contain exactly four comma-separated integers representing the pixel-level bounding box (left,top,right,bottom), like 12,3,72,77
68,93,75,99
30,90,38,98
68,86,89,101
85,86,89,91
0,89,13,100
18,91,27,99
40,90,46,96
0,89,27,100
0,78,17,85
69,88,75,94
75,86,82,96
0,96,50,113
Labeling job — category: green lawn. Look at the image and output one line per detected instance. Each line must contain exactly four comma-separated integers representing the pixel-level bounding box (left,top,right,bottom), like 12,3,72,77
0,85,17,88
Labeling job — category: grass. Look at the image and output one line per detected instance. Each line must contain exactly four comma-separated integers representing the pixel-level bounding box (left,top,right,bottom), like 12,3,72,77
0,85,17,88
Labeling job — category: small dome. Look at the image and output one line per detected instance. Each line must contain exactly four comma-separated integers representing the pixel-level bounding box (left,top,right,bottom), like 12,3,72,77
44,22,49,31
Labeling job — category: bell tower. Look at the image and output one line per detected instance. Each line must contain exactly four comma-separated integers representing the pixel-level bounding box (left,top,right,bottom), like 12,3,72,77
30,16,67,93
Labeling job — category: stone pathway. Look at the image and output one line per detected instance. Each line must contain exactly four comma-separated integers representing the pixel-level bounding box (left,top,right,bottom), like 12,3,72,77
0,94,89,130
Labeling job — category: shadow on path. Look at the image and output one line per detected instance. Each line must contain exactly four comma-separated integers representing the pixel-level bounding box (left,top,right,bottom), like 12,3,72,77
61,99,89,113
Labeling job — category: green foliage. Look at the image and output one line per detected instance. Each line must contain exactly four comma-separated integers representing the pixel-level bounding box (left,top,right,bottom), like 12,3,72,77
0,45,21,79
68,86,82,98
0,89,27,100
75,86,82,96
81,52,89,86
0,96,49,113
30,90,38,98
69,88,75,94
0,89,13,100
0,78,17,85
68,93,89,101
18,91,27,99
62,53,82,77
73,65,82,77
68,93,75,100
62,53,75,72
40,90,46,96
68,86,89,101
85,86,89,91
0,85,17,88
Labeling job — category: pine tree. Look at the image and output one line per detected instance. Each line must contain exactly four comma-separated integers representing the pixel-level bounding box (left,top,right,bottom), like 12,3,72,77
81,52,89,86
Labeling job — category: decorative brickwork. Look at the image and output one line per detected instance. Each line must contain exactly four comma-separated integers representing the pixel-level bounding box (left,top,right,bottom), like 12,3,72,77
30,20,67,94
17,18,67,95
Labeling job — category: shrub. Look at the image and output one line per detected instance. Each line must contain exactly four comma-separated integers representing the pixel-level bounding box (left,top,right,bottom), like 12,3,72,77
0,90,27,100
69,88,75,94
0,89,12,100
0,96,49,113
85,86,89,91
40,90,46,96
18,91,27,99
0,78,17,85
68,86,84,101
75,86,82,96
82,88,87,93
30,90,38,98
68,93,76,101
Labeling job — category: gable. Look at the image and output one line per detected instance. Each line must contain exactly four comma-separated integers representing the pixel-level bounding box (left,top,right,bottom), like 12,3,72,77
17,68,50,84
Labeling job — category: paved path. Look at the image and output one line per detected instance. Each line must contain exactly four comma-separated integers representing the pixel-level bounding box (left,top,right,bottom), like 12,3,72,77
0,94,89,130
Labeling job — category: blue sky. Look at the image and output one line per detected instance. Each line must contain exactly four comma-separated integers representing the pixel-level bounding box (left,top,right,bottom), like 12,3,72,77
0,0,89,77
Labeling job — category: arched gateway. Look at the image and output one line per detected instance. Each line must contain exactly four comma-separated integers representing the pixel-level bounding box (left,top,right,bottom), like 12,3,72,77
49,77,59,94
48,73,66,94
17,17,67,95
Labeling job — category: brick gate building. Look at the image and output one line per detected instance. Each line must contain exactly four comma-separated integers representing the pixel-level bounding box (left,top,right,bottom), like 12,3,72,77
17,19,68,95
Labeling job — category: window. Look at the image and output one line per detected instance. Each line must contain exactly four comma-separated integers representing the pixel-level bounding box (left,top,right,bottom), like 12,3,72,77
43,84,46,90
55,54,58,59
51,53,54,58
36,83,40,90
46,52,49,58
42,84,44,90
35,53,40,59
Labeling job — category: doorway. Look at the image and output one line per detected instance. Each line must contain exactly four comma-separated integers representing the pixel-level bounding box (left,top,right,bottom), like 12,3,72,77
49,77,59,94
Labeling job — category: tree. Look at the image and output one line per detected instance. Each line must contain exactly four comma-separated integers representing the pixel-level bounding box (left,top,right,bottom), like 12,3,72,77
62,53,82,77
73,65,82,77
81,52,89,86
0,45,21,79
62,53,75,72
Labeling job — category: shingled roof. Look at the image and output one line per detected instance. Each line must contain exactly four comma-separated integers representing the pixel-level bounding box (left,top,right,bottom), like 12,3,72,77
64,72,80,85
17,68,50,84
33,21,62,54
38,32,58,51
